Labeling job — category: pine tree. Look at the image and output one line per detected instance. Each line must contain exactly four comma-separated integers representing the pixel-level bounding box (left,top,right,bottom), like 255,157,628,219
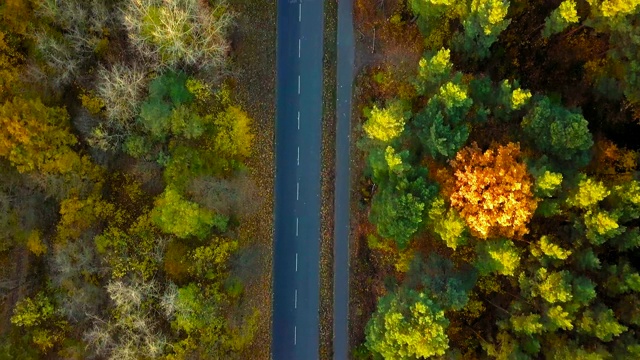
522,97,593,163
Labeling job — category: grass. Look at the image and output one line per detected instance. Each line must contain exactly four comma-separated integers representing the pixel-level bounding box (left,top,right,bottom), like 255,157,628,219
227,1,276,358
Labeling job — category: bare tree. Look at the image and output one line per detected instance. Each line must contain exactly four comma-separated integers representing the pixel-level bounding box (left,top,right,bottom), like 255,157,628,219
122,0,233,71
96,64,147,128
32,0,117,87
84,279,167,359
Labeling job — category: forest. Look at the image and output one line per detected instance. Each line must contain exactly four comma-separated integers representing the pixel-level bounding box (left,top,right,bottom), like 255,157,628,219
0,0,273,359
353,0,640,359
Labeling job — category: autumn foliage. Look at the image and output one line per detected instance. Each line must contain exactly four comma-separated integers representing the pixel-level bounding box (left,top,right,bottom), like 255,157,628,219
449,142,537,239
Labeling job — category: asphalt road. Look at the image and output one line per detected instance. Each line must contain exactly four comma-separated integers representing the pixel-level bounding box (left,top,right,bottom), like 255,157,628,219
333,0,354,358
272,0,325,359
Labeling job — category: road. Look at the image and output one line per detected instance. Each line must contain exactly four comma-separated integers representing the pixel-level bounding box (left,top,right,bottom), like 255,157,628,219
272,0,325,359
333,0,354,358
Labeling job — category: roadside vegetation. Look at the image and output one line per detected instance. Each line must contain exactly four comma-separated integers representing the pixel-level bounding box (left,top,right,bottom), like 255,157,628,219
352,0,640,358
0,0,273,358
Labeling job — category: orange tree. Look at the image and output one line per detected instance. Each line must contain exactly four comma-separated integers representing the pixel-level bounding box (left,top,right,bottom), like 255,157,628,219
449,142,537,239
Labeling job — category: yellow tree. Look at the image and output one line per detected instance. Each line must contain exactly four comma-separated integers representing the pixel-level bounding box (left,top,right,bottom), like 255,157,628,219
0,97,77,174
363,100,407,143
449,142,538,239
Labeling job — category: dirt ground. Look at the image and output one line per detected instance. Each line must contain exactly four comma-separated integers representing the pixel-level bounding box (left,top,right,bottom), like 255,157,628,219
320,0,338,358
228,1,276,358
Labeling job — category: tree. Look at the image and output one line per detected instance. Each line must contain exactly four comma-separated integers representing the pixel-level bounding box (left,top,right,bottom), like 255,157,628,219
56,192,116,243
449,143,538,239
582,208,623,245
363,100,408,143
610,180,640,222
211,105,254,159
365,288,450,359
427,196,468,250
585,0,640,19
475,239,521,276
415,48,453,96
578,304,628,342
522,97,593,163
32,0,114,87
189,237,238,283
139,71,194,139
0,97,81,174
96,64,147,130
151,186,227,239
408,0,510,58
453,0,511,59
566,175,609,209
95,213,168,280
84,280,166,360
366,145,410,186
521,268,574,304
11,292,68,353
409,254,476,310
543,0,580,38
122,0,232,70
0,31,22,100
370,186,426,249
534,170,563,198
414,77,473,159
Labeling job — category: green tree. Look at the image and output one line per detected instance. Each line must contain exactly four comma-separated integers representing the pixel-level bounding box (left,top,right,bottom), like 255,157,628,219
415,48,454,96
151,186,227,239
453,0,511,59
139,71,194,139
409,254,476,310
610,180,640,222
521,97,593,163
365,288,450,359
578,304,628,341
414,77,473,159
370,164,438,248
370,186,426,249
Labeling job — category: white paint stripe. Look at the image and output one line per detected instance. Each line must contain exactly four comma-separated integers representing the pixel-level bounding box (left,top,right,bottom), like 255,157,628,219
295,253,298,271
296,218,299,236
297,147,300,166
294,326,297,345
297,111,300,129
296,182,299,200
298,38,301,58
297,75,300,94
295,289,297,309
298,3,301,22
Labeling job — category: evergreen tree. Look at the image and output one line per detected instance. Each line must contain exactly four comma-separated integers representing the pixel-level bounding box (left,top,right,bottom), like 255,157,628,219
521,97,593,164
